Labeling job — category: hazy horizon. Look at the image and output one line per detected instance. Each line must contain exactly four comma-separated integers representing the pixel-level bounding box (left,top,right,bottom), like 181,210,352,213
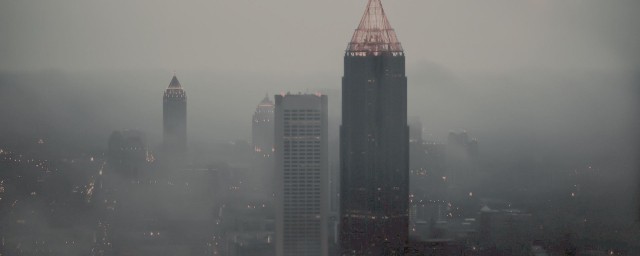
0,0,638,254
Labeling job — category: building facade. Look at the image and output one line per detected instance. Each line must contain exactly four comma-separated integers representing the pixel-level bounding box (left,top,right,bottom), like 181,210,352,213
274,93,329,256
252,95,275,194
339,0,409,254
446,130,479,197
107,129,150,177
163,74,187,158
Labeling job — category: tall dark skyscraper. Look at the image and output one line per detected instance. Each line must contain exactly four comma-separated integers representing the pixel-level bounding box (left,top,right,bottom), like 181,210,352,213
274,93,329,256
163,74,187,158
339,0,409,255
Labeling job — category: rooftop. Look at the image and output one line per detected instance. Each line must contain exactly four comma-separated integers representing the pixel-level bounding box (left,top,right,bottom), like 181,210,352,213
347,0,403,54
168,74,182,89
258,94,274,107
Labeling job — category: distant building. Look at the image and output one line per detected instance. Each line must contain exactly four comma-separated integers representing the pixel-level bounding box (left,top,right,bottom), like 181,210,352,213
340,0,409,254
479,205,533,255
446,130,479,193
409,116,423,143
252,94,275,194
409,118,447,200
447,130,478,159
101,158,225,255
409,118,448,232
405,239,464,256
227,232,274,256
107,129,150,176
163,74,187,159
274,93,329,256
219,199,276,256
410,140,448,225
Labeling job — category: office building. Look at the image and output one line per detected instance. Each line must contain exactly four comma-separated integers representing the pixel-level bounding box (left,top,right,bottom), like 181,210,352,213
252,94,276,194
274,93,329,256
107,129,150,177
339,0,410,254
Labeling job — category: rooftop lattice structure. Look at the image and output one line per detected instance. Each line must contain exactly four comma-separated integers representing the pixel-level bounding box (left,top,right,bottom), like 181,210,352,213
168,74,182,89
164,74,186,99
347,0,403,54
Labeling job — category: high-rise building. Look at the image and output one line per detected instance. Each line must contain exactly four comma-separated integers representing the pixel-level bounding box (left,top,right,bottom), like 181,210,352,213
408,118,448,229
447,130,478,159
339,0,409,254
445,130,479,200
163,74,187,158
107,129,150,177
409,116,423,143
252,94,275,194
274,93,328,256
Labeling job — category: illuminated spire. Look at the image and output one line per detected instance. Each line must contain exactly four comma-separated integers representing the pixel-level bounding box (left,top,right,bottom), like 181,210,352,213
168,74,182,89
347,0,403,53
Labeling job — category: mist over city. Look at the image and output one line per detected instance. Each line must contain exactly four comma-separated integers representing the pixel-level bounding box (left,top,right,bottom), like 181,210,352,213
0,0,638,255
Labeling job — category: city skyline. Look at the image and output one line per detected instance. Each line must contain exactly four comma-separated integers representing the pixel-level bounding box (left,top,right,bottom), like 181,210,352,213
1,1,637,153
0,0,638,255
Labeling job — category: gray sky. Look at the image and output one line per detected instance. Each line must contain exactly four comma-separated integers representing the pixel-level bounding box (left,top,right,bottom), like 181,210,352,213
1,0,638,74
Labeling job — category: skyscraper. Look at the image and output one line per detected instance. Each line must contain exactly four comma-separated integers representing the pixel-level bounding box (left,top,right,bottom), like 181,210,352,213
274,93,328,256
339,0,409,254
163,74,187,158
252,94,275,193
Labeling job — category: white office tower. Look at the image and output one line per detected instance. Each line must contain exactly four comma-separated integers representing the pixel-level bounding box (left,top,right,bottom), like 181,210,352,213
274,93,329,256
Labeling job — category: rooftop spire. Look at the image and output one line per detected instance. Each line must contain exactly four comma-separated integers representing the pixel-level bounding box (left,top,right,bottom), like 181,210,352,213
259,93,274,106
347,0,403,54
168,74,182,89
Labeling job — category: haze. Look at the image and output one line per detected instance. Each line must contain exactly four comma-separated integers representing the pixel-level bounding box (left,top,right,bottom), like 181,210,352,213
0,0,638,255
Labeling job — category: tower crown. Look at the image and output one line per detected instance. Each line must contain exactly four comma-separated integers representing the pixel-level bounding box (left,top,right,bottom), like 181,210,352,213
168,75,182,89
164,74,186,99
259,94,274,107
347,0,403,55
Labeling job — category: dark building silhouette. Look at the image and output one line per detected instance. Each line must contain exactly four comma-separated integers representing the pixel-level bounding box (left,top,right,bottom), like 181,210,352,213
478,205,534,256
163,74,187,159
404,239,464,256
408,118,448,233
446,130,479,194
252,94,275,194
221,200,275,256
339,0,409,254
409,116,423,143
447,130,478,159
274,93,329,256
107,129,150,177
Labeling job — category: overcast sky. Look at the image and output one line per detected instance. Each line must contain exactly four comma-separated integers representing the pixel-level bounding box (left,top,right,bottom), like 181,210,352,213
1,0,639,74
